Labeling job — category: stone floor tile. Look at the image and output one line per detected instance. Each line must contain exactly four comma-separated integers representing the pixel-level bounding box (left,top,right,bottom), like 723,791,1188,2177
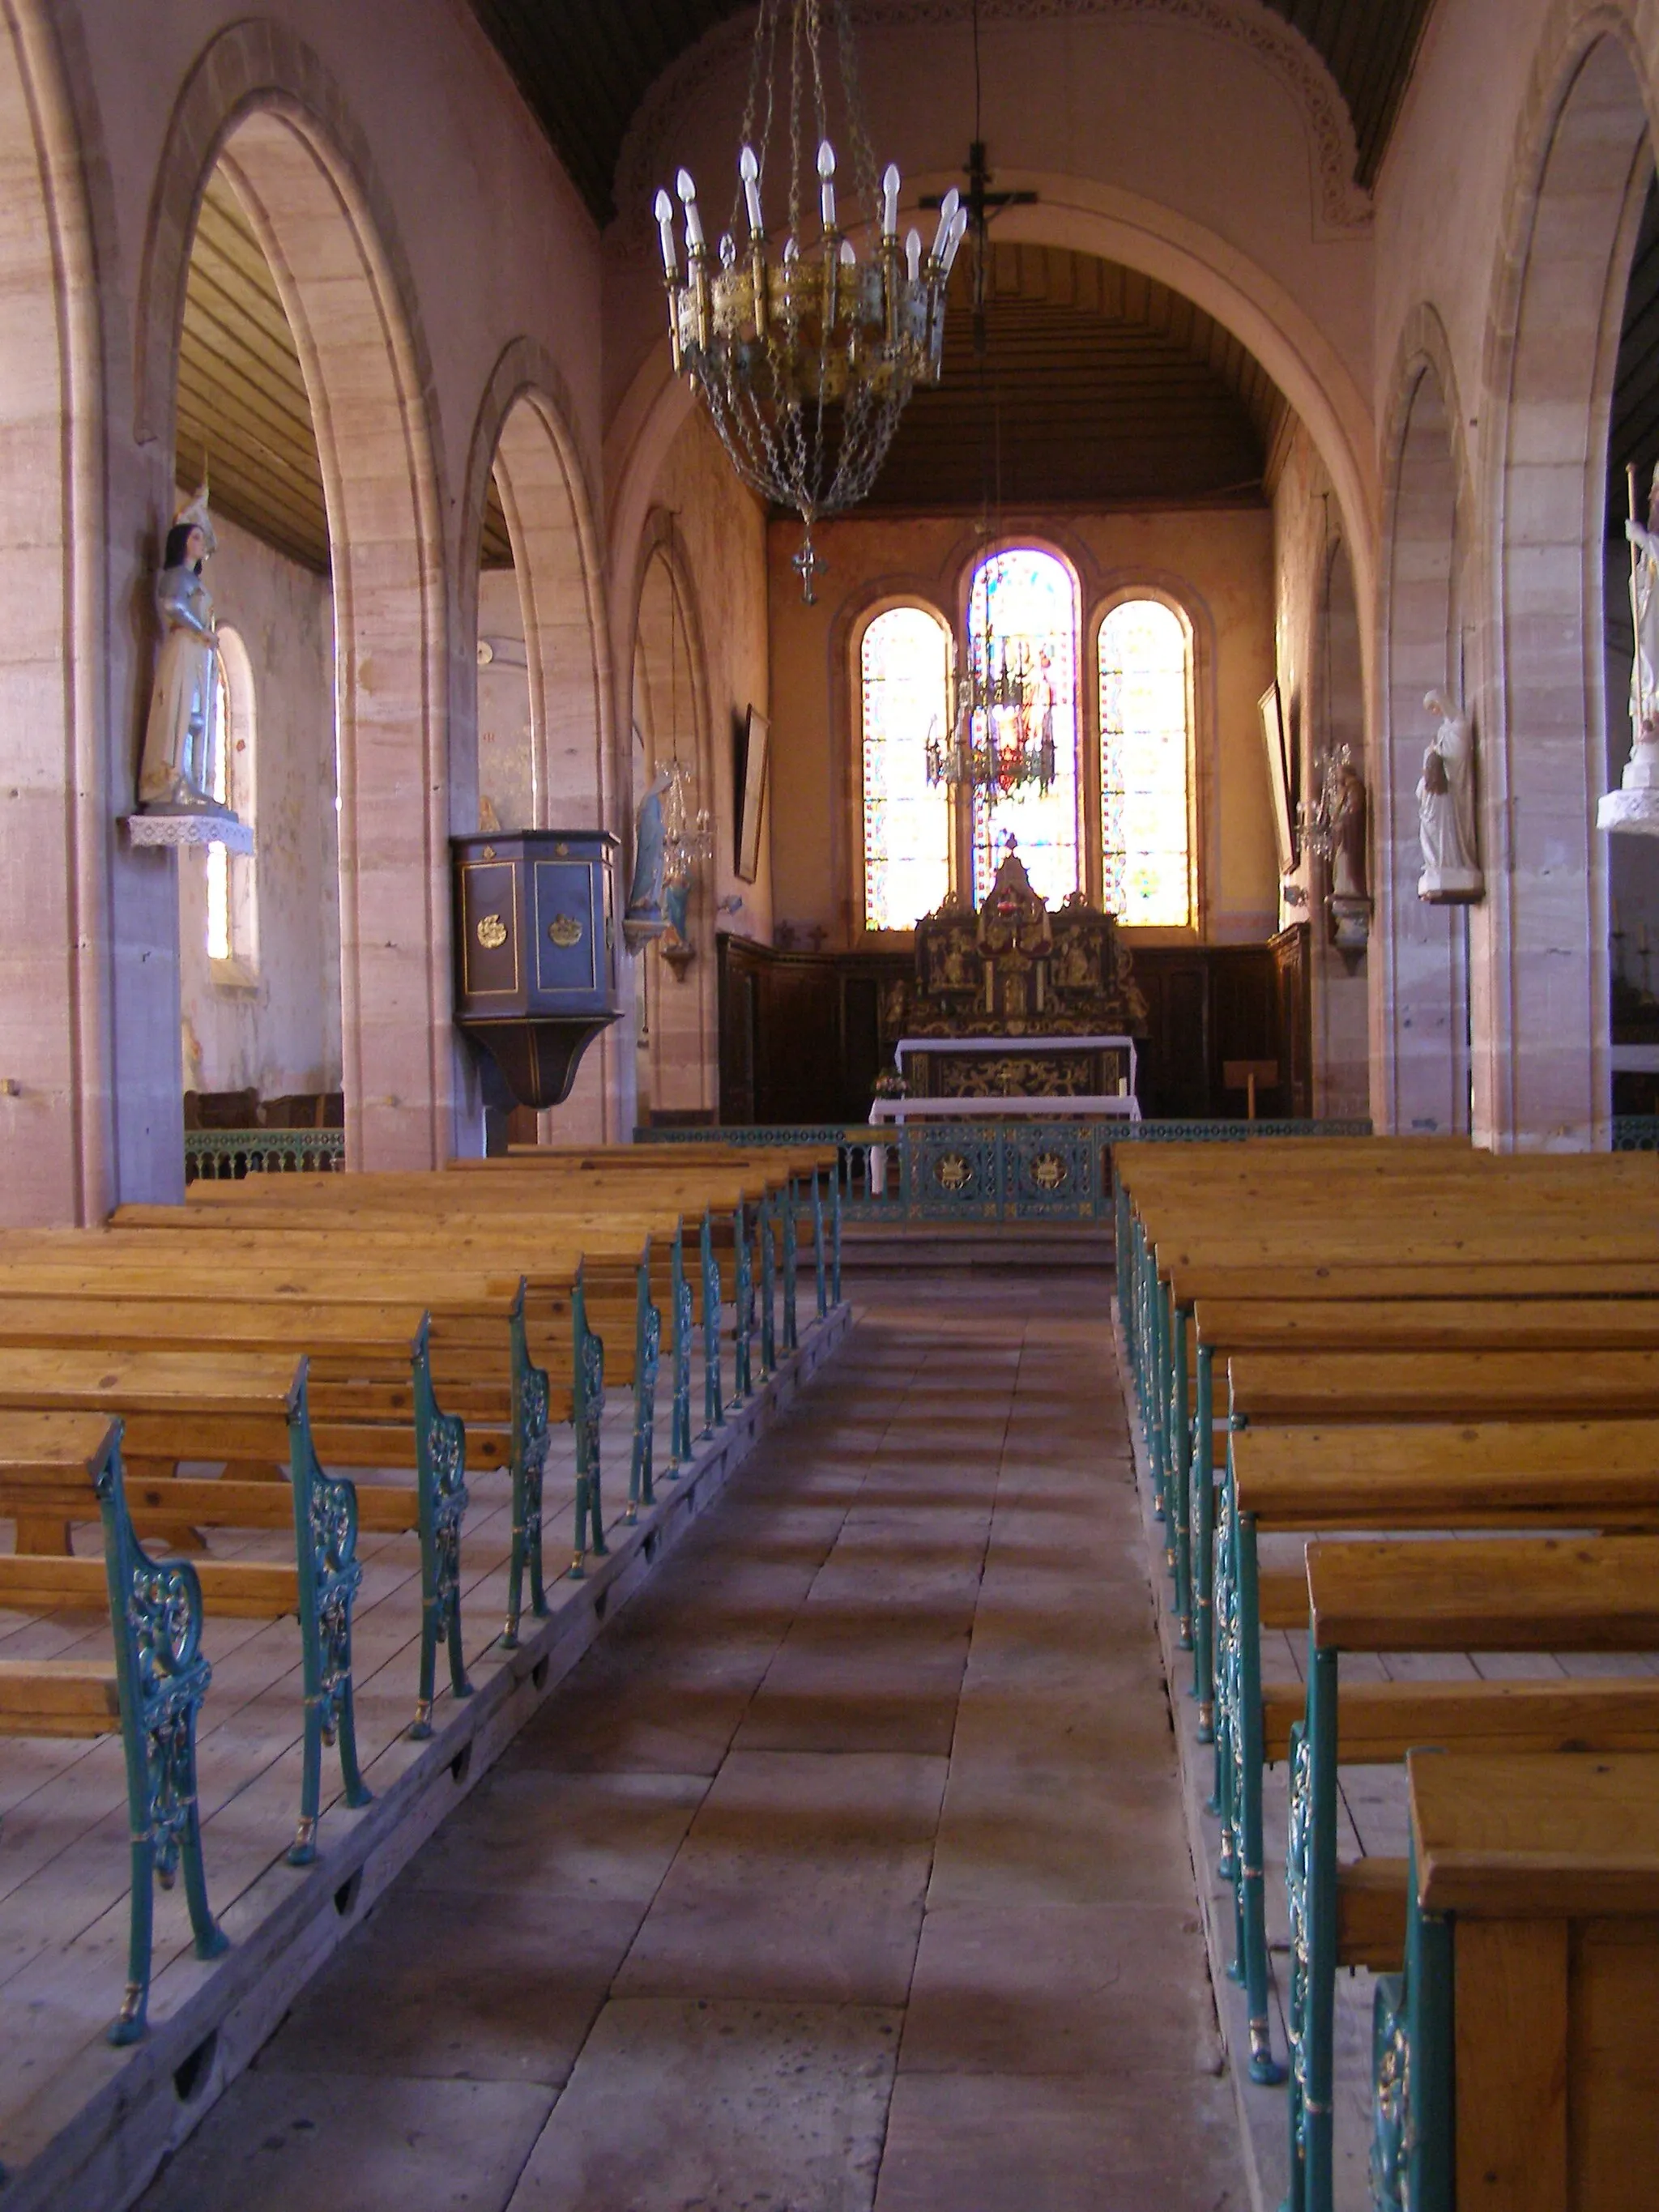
734,1617,970,1756
505,2000,898,2212
928,1760,1199,1907
136,2071,556,2212
263,1890,643,2086
403,1769,709,1901
614,1750,946,2004
872,2069,1246,2212
900,1902,1222,2075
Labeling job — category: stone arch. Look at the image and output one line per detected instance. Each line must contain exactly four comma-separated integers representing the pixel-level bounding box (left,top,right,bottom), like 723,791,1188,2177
1375,309,1477,1135
1478,14,1656,1146
629,515,718,1120
460,342,618,1139
136,23,449,1170
0,0,106,1224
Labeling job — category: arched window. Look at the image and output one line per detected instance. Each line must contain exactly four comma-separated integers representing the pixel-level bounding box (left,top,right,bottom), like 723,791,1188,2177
1098,598,1192,927
207,625,257,970
967,549,1080,906
860,605,952,931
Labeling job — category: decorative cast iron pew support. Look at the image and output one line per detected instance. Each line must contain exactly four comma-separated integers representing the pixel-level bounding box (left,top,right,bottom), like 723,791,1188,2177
97,1419,228,2044
628,1241,663,1521
569,1272,606,1575
410,1315,471,1738
700,1211,723,1436
288,1362,371,1861
669,1221,694,1470
500,1280,551,1650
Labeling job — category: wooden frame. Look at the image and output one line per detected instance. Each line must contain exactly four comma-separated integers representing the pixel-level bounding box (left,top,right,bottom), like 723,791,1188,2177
1259,680,1295,872
736,704,770,884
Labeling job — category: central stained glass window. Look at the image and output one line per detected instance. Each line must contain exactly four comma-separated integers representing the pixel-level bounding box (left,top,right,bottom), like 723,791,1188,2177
1098,599,1192,927
967,549,1080,907
860,605,951,931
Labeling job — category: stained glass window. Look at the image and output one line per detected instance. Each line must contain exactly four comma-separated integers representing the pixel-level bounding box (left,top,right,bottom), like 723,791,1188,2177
1099,599,1192,927
861,606,951,931
206,656,233,961
967,550,1080,906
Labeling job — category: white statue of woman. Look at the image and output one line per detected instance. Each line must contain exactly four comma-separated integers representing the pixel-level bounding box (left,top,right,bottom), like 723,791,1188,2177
1629,465,1659,752
138,485,232,814
1418,689,1482,901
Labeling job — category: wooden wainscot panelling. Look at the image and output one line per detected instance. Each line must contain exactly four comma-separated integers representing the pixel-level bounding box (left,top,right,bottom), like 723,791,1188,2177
717,934,1295,1125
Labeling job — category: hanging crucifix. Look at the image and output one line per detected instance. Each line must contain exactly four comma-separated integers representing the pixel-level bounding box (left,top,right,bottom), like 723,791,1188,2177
922,0,1038,356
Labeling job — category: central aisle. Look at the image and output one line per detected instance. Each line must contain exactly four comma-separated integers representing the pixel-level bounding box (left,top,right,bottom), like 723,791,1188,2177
143,1271,1243,2211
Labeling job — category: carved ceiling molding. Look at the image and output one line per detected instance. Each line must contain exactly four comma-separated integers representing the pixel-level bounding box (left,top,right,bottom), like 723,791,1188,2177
614,0,1371,254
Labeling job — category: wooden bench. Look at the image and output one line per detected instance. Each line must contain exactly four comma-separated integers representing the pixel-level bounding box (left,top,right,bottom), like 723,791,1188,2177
1375,1749,1659,2212
0,1347,371,1856
1285,1534,1659,2212
0,1414,226,2044
1212,1416,1659,2096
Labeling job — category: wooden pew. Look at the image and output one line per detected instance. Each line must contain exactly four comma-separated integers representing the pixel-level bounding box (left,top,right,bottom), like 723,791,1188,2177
0,1415,226,2043
1375,1750,1659,2212
0,1349,369,1856
1285,1534,1659,2212
1214,1407,1659,2093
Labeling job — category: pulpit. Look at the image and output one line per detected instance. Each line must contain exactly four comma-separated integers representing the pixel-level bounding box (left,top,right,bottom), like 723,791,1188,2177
452,829,621,1110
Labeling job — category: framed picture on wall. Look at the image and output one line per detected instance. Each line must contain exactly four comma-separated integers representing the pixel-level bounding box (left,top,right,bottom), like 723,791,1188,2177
736,705,770,884
1258,680,1295,872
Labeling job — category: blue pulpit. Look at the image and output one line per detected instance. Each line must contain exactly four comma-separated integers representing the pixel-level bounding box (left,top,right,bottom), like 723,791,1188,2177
452,829,621,1109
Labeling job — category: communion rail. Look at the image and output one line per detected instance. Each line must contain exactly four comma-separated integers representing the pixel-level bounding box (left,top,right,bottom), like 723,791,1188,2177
636,1119,1374,1223
185,1128,345,1180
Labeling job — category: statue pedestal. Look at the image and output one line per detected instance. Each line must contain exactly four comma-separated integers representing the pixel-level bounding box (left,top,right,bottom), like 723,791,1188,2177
1418,863,1484,903
1599,786,1659,837
1328,893,1371,952
124,810,253,855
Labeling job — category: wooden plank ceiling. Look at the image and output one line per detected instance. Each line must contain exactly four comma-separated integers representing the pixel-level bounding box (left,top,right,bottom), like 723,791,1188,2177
467,0,1435,224
176,171,514,571
864,242,1283,510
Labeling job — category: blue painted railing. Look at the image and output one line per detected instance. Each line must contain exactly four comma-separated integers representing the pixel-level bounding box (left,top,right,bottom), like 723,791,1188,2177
186,1128,344,1179
636,1119,1374,1223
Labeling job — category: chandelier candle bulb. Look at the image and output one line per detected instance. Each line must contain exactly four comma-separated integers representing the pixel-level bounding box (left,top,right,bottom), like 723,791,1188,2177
881,163,901,237
906,228,922,281
943,205,969,273
817,139,836,230
740,143,763,236
676,168,703,251
930,187,960,265
654,188,678,278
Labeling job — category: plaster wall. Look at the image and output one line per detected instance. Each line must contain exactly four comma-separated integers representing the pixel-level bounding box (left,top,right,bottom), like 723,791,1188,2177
766,504,1278,949
176,513,339,1100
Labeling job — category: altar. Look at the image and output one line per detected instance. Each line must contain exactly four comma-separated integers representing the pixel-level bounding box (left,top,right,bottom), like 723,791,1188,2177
876,852,1148,1101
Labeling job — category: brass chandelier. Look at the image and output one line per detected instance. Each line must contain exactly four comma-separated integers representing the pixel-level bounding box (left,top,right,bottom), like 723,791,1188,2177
928,615,1056,799
653,0,966,603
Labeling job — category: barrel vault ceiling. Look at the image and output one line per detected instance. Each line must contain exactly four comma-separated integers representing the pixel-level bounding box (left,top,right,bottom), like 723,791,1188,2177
467,0,1437,225
176,171,514,572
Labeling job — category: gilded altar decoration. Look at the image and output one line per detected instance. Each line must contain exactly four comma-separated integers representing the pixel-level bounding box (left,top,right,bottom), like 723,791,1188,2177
476,913,508,949
547,913,583,948
885,850,1146,1068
